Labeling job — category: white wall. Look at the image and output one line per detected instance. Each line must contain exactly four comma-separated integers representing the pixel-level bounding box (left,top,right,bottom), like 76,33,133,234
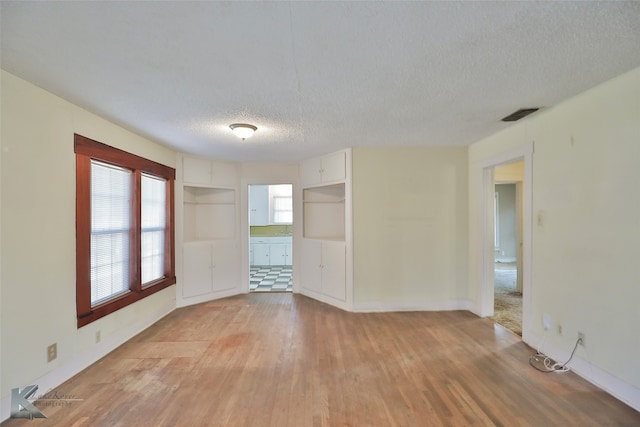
468,66,640,409
352,147,469,310
495,183,517,261
0,70,177,418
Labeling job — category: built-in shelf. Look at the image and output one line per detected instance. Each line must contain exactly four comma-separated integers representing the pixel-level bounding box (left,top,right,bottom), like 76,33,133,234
303,183,345,241
183,186,236,242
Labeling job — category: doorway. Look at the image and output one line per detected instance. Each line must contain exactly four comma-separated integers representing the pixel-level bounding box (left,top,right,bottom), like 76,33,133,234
248,184,293,292
492,162,524,335
475,143,532,341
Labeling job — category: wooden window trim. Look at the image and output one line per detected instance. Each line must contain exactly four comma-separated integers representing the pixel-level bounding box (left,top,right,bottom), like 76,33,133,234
75,134,176,327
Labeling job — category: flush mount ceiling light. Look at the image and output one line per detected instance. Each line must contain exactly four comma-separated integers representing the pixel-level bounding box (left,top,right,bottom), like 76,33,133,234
229,123,257,140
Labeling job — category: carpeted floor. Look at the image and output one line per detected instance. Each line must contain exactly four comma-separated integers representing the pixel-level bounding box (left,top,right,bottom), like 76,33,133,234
491,262,522,336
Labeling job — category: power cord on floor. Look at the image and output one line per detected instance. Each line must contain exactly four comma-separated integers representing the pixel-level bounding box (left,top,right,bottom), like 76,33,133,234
529,336,582,374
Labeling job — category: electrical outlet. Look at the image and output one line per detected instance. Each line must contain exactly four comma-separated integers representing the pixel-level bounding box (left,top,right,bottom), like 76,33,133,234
47,343,57,362
578,332,585,346
557,324,563,336
95,330,101,343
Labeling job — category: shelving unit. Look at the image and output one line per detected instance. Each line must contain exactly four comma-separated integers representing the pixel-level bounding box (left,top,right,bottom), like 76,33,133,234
303,183,345,240
183,186,235,242
177,153,241,307
299,149,352,309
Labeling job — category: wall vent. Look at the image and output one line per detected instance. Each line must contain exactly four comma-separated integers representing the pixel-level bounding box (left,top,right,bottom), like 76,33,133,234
501,108,539,122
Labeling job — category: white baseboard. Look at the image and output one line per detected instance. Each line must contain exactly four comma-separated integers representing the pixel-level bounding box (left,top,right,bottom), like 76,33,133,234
176,287,242,308
0,299,175,422
298,288,351,312
525,331,640,412
352,299,473,313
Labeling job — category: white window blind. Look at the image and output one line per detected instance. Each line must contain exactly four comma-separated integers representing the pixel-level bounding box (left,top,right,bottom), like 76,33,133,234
273,196,293,224
141,174,166,284
90,160,131,305
270,184,293,224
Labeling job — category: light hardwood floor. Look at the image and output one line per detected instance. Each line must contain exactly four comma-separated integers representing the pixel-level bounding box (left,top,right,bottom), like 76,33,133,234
4,293,639,426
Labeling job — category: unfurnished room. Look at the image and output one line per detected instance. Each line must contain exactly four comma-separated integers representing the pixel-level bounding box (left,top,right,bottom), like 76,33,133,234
1,1,639,426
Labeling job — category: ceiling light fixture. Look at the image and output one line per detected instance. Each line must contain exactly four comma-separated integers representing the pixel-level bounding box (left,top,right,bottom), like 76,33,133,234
229,123,257,140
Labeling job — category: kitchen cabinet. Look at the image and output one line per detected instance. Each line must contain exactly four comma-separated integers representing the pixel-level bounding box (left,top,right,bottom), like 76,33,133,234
252,243,271,265
249,185,269,226
269,243,292,266
250,237,292,266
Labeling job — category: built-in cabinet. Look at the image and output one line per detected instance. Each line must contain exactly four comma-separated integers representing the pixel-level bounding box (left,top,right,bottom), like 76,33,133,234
178,155,241,306
249,185,269,226
183,155,237,188
177,150,351,310
301,239,346,302
303,184,345,239
300,150,346,186
250,236,292,266
183,187,235,241
299,149,352,309
183,240,239,298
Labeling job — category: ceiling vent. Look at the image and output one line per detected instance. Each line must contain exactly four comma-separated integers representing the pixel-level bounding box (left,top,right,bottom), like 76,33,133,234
501,108,540,122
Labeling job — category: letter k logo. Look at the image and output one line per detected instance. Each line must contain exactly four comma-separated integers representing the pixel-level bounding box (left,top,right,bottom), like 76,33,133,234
10,385,47,419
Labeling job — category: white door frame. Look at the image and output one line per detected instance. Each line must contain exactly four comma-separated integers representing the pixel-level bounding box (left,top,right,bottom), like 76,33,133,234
242,181,298,294
473,143,533,341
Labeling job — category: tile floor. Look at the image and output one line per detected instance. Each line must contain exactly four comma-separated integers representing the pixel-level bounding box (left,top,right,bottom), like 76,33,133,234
249,266,293,292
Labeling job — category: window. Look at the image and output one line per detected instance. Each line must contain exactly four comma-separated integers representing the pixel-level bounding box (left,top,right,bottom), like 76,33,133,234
75,134,175,327
269,184,293,224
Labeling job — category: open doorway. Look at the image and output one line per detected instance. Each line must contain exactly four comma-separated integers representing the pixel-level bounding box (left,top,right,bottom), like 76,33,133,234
492,161,524,335
475,143,532,340
248,184,293,292
493,160,524,336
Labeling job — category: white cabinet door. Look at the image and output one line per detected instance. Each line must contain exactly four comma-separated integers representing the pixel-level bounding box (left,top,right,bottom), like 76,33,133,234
183,156,211,185
300,240,345,301
300,150,346,186
182,243,213,298
322,242,346,302
301,240,322,293
284,242,293,266
211,241,238,292
253,244,270,266
300,158,322,186
269,243,287,266
321,151,346,183
183,241,239,300
182,156,237,187
249,185,269,226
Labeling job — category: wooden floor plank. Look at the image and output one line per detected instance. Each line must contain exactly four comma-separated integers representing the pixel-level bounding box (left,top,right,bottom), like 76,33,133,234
3,293,639,426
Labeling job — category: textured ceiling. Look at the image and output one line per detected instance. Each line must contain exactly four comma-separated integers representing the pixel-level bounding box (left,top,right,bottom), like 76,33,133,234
2,1,639,162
